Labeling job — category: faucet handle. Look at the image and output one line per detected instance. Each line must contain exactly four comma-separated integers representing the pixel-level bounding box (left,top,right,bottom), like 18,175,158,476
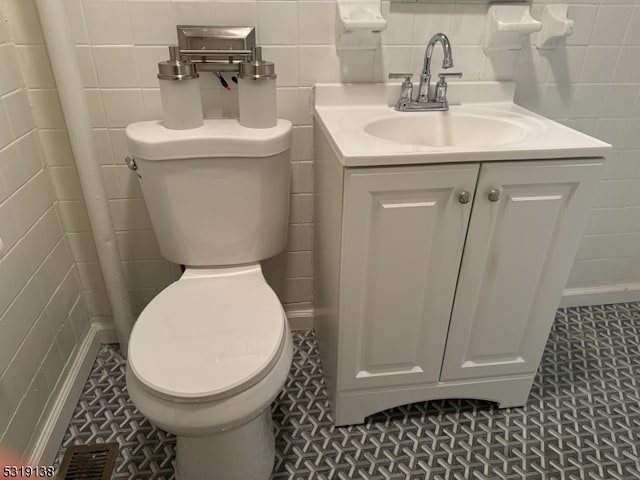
434,72,462,104
437,72,463,80
389,73,413,110
388,73,413,81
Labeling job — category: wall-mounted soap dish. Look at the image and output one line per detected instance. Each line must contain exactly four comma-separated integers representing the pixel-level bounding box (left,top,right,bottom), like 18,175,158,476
336,0,387,51
484,4,542,52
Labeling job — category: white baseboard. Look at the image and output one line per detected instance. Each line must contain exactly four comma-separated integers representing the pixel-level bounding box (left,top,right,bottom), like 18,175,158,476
560,283,640,308
286,308,314,330
27,319,116,465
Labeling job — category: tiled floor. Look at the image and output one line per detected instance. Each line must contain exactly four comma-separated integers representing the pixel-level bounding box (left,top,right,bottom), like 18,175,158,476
56,303,640,479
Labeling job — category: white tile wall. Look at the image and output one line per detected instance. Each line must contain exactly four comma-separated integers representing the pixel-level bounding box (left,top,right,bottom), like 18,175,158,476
0,0,88,456
513,2,640,290
83,1,133,45
55,0,640,309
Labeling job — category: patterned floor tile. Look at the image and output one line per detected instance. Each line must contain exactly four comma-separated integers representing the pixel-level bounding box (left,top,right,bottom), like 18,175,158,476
56,303,640,479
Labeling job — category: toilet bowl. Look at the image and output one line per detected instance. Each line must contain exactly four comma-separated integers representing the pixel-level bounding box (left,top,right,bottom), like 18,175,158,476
127,265,293,480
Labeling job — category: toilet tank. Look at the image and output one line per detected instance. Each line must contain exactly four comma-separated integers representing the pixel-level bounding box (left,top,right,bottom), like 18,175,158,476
125,119,292,266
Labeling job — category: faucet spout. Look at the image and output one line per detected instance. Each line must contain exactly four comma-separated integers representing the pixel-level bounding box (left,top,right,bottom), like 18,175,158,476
418,33,454,102
424,32,454,72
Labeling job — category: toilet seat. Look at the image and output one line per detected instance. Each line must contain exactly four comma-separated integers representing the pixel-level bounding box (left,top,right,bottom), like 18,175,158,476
128,266,286,403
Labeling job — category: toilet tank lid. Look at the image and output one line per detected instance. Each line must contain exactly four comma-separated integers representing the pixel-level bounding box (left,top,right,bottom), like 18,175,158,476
125,118,292,160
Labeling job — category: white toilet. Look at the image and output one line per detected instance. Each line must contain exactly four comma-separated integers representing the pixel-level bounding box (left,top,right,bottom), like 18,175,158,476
124,118,294,480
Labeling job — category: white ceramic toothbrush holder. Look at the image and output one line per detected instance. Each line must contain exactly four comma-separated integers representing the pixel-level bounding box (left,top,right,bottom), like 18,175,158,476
536,5,575,50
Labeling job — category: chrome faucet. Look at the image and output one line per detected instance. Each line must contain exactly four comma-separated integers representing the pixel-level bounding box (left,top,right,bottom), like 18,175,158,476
418,33,454,102
389,33,462,112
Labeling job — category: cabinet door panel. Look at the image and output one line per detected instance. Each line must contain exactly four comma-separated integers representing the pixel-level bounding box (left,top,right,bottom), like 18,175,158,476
441,159,603,382
339,164,479,391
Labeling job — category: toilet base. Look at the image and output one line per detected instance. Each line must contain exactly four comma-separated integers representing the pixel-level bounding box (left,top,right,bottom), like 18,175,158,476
175,408,275,480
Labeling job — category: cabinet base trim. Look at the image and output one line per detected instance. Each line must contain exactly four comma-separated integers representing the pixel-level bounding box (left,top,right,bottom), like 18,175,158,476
560,283,640,308
333,374,536,426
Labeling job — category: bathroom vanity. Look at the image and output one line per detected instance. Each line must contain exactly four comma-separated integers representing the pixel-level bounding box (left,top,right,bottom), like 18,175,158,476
312,82,611,426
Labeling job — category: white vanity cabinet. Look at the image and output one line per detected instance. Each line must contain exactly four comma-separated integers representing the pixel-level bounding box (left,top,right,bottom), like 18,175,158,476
339,164,478,391
313,129,604,426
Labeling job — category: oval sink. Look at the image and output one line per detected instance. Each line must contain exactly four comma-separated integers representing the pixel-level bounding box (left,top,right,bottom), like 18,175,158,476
365,113,529,147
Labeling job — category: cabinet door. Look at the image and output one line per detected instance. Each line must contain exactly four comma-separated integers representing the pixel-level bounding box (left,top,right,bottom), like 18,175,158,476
441,159,603,382
339,164,479,391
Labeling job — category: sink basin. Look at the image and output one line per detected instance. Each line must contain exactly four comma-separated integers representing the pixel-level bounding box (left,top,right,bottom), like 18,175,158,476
364,113,528,147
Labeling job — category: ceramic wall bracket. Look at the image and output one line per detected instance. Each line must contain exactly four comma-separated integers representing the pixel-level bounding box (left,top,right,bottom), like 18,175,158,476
336,0,387,51
536,5,574,50
484,4,542,52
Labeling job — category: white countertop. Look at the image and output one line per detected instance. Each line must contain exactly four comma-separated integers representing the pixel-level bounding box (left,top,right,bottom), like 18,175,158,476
313,82,611,167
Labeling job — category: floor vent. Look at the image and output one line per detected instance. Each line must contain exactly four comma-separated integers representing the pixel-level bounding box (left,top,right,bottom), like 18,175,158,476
58,443,118,480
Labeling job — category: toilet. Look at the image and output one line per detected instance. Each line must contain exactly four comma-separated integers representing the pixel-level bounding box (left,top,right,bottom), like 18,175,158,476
124,118,294,480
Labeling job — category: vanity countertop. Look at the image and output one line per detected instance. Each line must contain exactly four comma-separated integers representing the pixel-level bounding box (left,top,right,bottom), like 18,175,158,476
313,82,611,167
